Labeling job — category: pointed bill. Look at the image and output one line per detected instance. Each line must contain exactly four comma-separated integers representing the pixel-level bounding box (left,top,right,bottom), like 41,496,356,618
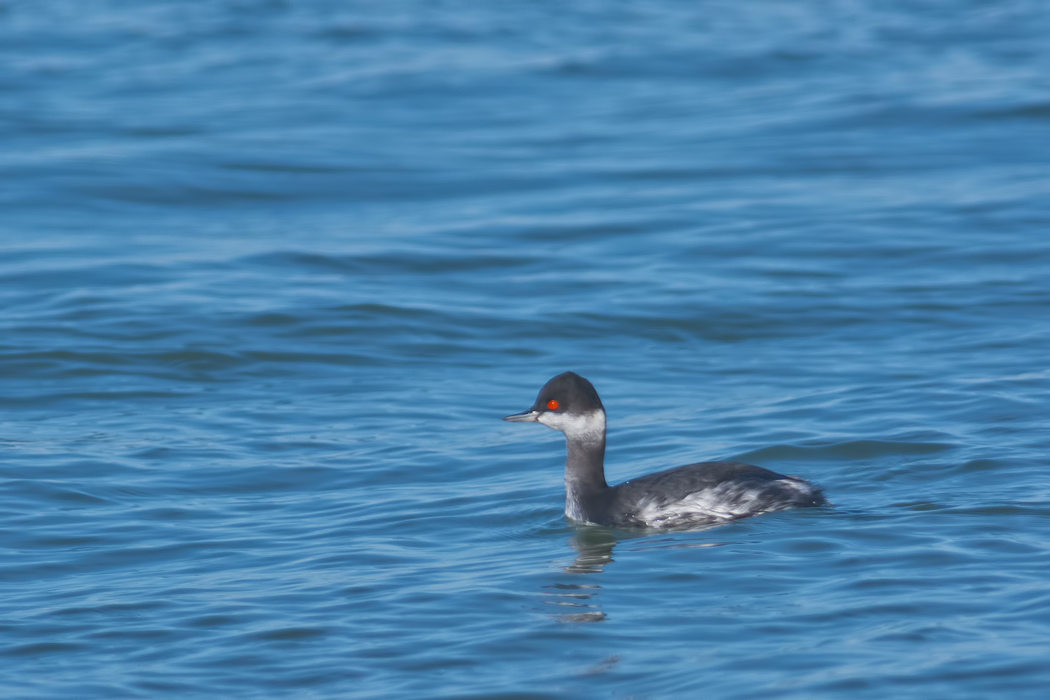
503,409,541,422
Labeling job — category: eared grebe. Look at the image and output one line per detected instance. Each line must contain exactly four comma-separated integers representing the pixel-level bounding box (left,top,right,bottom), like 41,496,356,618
504,372,826,529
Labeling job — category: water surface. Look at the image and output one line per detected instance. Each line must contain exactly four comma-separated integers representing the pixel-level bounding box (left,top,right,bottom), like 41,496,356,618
2,1,1049,697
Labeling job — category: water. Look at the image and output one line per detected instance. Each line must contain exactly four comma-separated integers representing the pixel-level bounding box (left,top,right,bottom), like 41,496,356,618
2,0,1049,697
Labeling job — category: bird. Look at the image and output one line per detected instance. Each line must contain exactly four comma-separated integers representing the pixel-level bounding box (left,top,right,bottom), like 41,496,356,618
504,371,827,529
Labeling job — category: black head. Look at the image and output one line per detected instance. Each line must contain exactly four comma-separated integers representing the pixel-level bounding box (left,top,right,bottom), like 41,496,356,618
503,371,605,423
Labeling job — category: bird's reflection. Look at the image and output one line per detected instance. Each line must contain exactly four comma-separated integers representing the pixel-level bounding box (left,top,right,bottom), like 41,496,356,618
564,526,619,574
540,527,617,622
541,524,732,623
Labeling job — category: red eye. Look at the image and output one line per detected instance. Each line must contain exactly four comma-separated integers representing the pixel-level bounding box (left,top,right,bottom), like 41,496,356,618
547,399,560,410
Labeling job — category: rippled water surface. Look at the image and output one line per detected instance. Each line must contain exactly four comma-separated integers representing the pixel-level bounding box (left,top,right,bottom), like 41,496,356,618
3,1,1050,697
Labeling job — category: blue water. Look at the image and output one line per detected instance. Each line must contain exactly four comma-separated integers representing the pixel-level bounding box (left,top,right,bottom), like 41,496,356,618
3,1,1050,697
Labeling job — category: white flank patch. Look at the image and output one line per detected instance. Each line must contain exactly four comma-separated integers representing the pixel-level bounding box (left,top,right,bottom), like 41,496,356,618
634,478,815,527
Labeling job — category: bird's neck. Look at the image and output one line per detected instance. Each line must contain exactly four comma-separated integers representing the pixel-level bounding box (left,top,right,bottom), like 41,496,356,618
563,411,609,521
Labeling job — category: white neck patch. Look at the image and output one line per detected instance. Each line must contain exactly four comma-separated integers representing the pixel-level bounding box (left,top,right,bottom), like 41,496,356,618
538,409,606,443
